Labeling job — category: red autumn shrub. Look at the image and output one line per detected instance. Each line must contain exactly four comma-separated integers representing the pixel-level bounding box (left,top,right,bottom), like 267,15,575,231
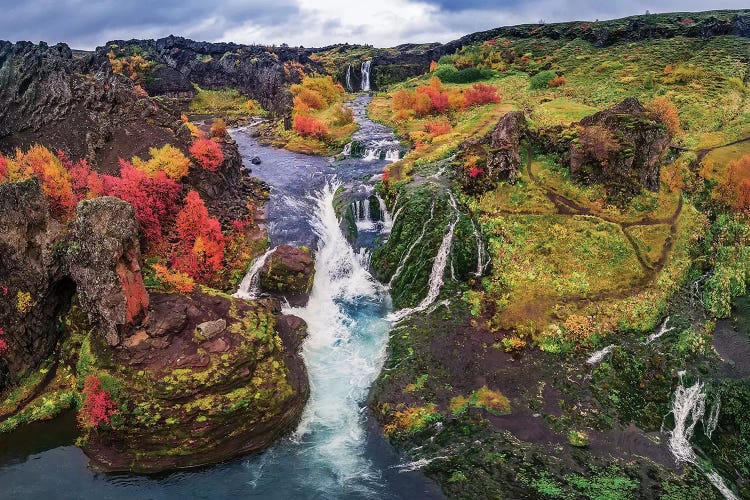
190,138,224,172
80,375,117,428
103,160,182,247
0,154,6,182
293,115,329,139
463,83,501,107
382,168,390,183
0,327,7,354
59,151,104,202
548,76,567,87
172,190,226,280
424,118,452,137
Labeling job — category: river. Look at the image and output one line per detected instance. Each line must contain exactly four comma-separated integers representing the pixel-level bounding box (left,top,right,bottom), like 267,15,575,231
0,95,442,499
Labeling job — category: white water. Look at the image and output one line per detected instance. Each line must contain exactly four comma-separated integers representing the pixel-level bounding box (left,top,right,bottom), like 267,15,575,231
586,344,615,365
361,60,372,92
646,316,675,344
345,64,353,92
342,142,352,156
378,195,393,235
667,372,738,500
388,201,436,287
283,182,392,494
233,246,277,299
353,198,376,231
384,150,400,162
470,219,488,276
388,194,460,322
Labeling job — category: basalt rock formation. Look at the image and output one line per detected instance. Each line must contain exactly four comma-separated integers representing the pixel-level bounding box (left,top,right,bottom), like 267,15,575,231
68,197,149,346
565,97,671,204
97,36,321,117
0,178,309,472
0,41,190,172
258,245,315,307
0,179,70,393
455,111,527,194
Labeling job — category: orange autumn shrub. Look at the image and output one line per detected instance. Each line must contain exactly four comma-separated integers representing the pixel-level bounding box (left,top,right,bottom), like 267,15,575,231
716,155,750,211
548,75,567,87
293,88,326,111
463,83,500,107
429,60,438,72
172,190,226,280
293,115,329,139
211,117,227,138
190,138,224,172
646,96,680,136
6,145,74,218
151,263,195,293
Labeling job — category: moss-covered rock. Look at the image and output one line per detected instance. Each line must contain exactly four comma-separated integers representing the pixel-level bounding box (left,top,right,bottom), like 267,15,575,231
78,289,309,473
372,181,480,308
258,245,315,306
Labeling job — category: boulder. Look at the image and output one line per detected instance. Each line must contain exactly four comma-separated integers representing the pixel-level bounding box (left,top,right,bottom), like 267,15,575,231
259,245,315,306
68,197,149,346
195,319,227,341
567,97,671,205
251,156,262,165
455,111,527,194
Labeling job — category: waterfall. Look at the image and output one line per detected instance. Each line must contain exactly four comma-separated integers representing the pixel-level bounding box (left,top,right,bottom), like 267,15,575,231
342,142,352,156
384,150,400,162
646,316,674,344
586,344,615,365
361,60,372,92
388,201,436,287
345,64,353,92
470,219,488,276
667,372,738,500
352,198,377,231
388,194,460,322
378,195,393,234
283,182,390,493
232,246,277,299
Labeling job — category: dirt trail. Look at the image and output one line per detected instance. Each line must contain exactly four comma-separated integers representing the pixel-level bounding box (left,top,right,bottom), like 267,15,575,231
521,144,683,282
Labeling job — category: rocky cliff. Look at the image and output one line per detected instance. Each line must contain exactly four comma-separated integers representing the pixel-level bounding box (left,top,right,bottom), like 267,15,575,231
0,41,190,172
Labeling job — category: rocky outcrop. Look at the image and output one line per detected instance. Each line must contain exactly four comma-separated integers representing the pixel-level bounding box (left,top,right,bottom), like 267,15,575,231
82,291,309,473
68,197,148,346
97,36,320,116
455,111,526,194
0,179,70,392
566,98,671,204
0,41,190,172
259,245,315,306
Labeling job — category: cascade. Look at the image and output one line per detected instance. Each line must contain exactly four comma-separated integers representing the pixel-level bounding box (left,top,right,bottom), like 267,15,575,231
388,194,460,322
384,150,400,162
233,246,277,299
361,60,372,91
345,64,353,92
646,316,674,344
283,182,391,493
586,345,615,365
389,201,436,287
667,373,737,500
342,142,352,156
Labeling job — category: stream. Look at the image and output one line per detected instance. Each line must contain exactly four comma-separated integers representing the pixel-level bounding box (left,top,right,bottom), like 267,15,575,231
0,95,442,499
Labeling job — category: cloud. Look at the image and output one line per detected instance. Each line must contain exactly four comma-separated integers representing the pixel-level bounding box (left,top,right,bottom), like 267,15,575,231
0,0,747,50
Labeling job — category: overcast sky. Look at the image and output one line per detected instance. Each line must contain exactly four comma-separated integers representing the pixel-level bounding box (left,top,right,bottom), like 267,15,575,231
0,0,747,50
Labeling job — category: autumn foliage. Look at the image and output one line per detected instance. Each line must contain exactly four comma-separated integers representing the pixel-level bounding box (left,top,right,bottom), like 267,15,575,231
716,155,750,211
211,117,227,138
172,190,226,280
79,375,117,428
103,160,182,246
424,118,452,137
463,83,501,107
646,96,680,136
133,144,192,180
293,115,329,139
0,327,7,355
190,138,224,172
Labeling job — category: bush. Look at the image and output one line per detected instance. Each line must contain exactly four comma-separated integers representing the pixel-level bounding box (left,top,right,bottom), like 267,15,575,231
548,75,567,87
136,144,192,180
172,190,226,280
435,66,493,84
210,118,227,138
293,115,329,139
463,83,501,107
189,138,224,172
332,104,354,125
293,88,326,111
529,71,557,89
646,96,680,136
424,118,452,137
